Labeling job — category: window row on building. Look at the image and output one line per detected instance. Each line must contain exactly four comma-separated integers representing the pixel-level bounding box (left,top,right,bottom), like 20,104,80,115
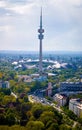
60,82,82,91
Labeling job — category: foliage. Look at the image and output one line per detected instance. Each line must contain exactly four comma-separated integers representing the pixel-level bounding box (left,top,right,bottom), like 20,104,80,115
0,88,11,95
31,104,43,119
26,121,44,130
0,54,82,130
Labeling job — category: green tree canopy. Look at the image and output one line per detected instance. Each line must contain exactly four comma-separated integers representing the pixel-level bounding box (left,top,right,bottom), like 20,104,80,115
26,121,44,130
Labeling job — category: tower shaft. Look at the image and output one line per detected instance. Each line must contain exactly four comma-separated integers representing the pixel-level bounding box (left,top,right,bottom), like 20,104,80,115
38,8,44,75
39,39,42,73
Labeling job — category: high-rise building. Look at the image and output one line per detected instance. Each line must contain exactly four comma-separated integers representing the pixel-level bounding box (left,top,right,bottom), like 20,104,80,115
38,8,44,75
53,94,67,106
60,82,82,91
46,82,53,96
69,98,82,118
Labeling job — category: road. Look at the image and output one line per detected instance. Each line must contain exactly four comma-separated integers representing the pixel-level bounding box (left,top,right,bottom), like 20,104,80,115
28,94,77,128
28,94,63,113
11,92,17,98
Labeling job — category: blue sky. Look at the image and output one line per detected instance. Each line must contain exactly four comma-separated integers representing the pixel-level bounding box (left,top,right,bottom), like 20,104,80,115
0,0,82,51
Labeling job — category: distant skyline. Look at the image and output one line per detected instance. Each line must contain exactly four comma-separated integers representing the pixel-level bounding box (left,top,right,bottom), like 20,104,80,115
0,0,82,51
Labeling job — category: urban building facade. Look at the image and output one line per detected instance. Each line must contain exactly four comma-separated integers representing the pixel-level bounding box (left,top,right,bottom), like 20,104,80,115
60,82,82,91
53,93,67,106
46,82,52,96
0,81,9,88
69,98,82,118
18,75,32,82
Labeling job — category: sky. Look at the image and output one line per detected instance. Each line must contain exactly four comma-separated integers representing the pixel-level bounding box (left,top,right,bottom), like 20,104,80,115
0,0,82,52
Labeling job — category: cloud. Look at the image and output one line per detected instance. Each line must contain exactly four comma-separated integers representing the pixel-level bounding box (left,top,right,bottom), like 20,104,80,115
0,0,82,51
0,0,44,15
0,25,14,32
0,1,6,8
0,0,35,16
7,3,35,15
6,0,27,3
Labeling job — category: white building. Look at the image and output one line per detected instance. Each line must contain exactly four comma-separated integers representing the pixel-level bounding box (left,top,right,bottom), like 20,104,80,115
69,99,82,118
53,93,67,106
18,75,32,83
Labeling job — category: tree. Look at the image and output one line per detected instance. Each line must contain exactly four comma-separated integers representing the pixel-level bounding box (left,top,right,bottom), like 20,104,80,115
6,113,16,126
0,72,3,79
67,110,77,121
0,88,11,95
26,121,44,130
40,111,55,126
0,114,6,125
23,95,28,102
31,104,43,119
2,95,16,105
47,123,59,130
9,71,16,79
21,102,32,113
59,124,72,130
31,81,42,91
72,124,82,130
0,126,9,130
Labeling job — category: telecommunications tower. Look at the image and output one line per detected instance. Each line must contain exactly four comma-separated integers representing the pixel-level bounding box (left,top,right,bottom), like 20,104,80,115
38,8,44,75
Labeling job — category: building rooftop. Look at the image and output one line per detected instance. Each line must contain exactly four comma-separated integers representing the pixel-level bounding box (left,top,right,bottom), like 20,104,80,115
55,93,67,100
70,98,82,108
61,82,82,85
